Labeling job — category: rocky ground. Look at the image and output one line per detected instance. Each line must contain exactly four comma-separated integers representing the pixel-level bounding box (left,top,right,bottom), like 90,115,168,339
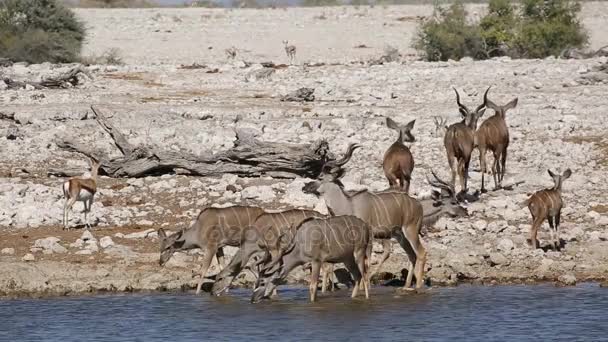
1,4,608,298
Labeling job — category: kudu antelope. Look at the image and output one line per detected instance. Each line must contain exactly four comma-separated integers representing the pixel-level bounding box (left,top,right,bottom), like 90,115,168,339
210,208,325,296
62,157,101,230
251,215,371,303
524,169,572,250
383,117,416,192
303,176,426,290
157,205,265,294
283,40,296,63
444,87,487,194
476,87,518,192
304,169,469,288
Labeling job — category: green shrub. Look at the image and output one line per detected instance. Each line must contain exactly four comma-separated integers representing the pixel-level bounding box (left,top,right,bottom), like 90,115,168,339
413,2,485,61
513,0,588,58
479,0,517,57
0,0,85,63
413,0,588,61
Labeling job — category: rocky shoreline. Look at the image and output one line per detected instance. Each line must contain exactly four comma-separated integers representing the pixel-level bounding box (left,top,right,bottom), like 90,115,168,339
2,5,608,299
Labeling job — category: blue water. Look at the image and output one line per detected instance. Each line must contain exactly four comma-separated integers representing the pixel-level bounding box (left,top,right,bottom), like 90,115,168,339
1,284,607,341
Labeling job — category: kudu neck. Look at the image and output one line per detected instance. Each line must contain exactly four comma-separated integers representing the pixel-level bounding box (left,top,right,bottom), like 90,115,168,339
323,185,353,216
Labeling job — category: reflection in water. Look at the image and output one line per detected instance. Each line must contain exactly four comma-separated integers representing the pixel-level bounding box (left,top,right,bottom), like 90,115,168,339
1,284,607,341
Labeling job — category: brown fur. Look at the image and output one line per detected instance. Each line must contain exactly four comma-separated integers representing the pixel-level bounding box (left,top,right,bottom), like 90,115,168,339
476,88,518,192
383,117,416,192
525,169,571,250
158,205,266,294
62,157,101,230
444,87,487,193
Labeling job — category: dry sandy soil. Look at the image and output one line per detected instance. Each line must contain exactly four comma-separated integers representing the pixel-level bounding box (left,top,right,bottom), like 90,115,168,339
1,3,608,298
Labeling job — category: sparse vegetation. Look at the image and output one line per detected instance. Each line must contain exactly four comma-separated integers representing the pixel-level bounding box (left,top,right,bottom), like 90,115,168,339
80,48,124,65
414,0,588,61
0,0,85,64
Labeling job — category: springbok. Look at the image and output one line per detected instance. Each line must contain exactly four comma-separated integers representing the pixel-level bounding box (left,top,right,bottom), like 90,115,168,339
251,215,371,303
62,157,101,230
523,169,572,250
476,87,518,192
283,40,296,63
158,205,265,294
433,116,448,138
383,117,416,192
225,46,237,60
444,87,487,194
210,208,325,296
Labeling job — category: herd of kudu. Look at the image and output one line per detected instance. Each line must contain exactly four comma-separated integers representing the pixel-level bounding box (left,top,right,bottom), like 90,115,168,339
62,87,572,303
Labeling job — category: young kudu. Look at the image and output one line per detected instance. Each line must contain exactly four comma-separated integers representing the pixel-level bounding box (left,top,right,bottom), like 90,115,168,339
251,215,371,303
62,157,101,230
444,87,487,195
158,205,265,294
524,169,572,250
210,208,325,296
383,117,416,192
476,87,518,192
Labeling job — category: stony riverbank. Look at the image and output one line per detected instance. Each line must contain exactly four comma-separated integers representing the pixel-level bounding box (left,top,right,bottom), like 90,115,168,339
2,4,608,298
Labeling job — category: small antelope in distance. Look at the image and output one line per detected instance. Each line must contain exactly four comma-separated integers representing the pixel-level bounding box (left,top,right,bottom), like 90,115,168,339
383,117,416,192
476,87,518,193
283,40,296,63
524,169,572,250
62,157,101,230
158,205,265,295
433,116,448,138
444,87,488,195
225,46,237,60
251,215,371,303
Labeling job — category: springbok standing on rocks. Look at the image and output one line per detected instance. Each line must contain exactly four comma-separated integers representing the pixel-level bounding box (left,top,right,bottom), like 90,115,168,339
62,157,101,230
444,87,487,195
383,117,416,192
158,205,265,294
251,215,371,303
476,87,518,192
524,169,572,250
283,40,296,63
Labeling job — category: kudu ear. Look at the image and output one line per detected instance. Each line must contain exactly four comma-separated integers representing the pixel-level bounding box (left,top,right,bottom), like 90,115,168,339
158,228,167,239
548,169,557,179
405,119,416,130
477,108,486,118
562,168,572,179
504,98,518,111
386,117,400,131
458,108,468,118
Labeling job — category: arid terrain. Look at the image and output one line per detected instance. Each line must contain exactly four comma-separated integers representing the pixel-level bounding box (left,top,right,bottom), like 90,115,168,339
1,3,608,298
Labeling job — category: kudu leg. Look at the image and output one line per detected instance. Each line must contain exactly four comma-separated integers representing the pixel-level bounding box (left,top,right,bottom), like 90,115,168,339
463,158,471,193
343,257,363,299
555,212,562,251
403,223,427,289
448,155,457,190
356,251,370,299
492,151,500,190
321,263,334,293
457,158,466,194
394,232,416,290
370,239,392,279
479,147,488,193
309,262,322,302
529,216,543,249
500,149,508,186
548,216,558,251
196,249,216,295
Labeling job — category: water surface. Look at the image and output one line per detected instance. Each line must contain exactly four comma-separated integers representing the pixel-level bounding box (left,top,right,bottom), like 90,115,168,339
1,284,607,341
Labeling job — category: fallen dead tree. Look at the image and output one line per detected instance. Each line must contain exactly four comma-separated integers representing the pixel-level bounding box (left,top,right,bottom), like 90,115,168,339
49,106,353,179
3,66,93,90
